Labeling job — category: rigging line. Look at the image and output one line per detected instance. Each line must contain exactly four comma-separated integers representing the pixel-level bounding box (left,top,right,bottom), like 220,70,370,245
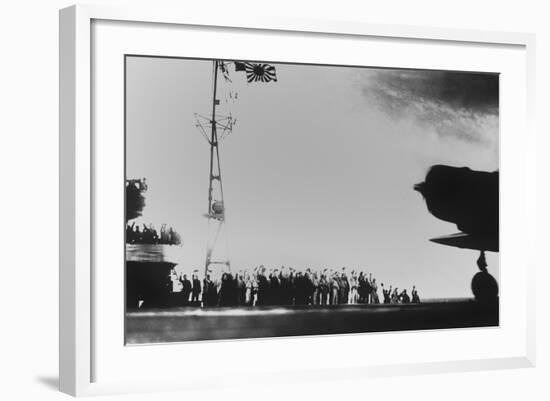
210,221,223,253
214,135,224,203
205,218,212,267
195,120,210,142
223,213,230,270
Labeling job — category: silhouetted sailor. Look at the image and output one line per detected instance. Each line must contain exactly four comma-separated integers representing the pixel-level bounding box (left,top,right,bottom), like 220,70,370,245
411,286,421,303
256,268,269,306
319,274,329,305
400,289,410,304
180,274,192,305
191,273,201,304
381,283,391,304
236,272,246,306
269,270,281,305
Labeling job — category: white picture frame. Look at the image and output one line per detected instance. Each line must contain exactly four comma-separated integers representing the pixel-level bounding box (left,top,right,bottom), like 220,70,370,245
59,3,536,397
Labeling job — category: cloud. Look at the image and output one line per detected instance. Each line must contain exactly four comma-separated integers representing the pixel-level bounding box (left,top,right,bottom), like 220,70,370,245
361,69,499,143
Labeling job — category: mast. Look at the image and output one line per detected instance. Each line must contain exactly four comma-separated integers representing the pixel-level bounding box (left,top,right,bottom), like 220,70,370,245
195,60,276,278
207,61,218,212
203,60,228,278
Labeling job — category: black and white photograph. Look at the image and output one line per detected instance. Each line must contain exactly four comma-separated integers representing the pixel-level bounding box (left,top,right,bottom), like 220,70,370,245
125,56,499,344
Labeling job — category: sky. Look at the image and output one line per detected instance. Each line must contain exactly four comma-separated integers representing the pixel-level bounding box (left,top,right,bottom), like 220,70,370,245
125,56,499,299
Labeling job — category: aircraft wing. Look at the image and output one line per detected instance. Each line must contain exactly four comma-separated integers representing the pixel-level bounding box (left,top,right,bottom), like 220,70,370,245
429,232,498,252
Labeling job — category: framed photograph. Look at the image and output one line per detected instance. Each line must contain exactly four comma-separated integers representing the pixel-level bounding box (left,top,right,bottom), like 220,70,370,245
60,4,536,396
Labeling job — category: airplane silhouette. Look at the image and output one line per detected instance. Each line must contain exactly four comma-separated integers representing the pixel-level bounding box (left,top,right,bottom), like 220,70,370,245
414,165,498,252
414,165,499,301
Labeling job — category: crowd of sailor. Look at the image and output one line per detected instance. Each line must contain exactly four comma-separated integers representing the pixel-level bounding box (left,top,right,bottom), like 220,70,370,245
167,266,420,307
126,222,182,245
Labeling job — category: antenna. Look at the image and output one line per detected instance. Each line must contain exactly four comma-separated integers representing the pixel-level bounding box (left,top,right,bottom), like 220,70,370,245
193,60,276,279
194,60,234,278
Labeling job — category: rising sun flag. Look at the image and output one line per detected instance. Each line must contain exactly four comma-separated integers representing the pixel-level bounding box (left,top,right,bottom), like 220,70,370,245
234,62,278,83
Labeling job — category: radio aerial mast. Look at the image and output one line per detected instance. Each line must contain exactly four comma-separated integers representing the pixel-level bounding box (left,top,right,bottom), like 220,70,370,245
194,60,277,278
194,60,235,278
